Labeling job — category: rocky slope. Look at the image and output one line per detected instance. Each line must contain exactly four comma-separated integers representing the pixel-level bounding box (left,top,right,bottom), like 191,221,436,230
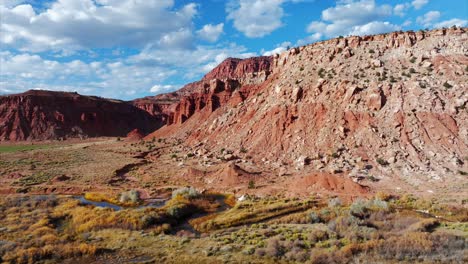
0,90,164,141
148,27,468,188
131,57,273,125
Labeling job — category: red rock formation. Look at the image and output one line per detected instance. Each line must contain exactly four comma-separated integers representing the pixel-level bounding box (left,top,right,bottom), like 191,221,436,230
126,128,144,141
202,57,272,81
147,27,468,182
0,90,164,141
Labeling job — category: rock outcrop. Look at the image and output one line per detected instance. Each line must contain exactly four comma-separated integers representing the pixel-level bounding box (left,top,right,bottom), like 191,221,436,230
0,90,164,141
147,27,468,183
154,56,273,125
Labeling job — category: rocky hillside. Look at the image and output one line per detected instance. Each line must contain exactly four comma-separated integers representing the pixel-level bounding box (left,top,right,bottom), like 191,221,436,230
131,57,273,124
0,90,164,141
148,27,468,186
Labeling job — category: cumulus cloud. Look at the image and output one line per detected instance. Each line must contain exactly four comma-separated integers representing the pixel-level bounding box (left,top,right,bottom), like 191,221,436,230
0,51,177,99
349,21,400,35
434,18,468,28
306,0,397,37
227,0,285,38
394,3,410,17
150,84,178,93
416,11,441,27
0,1,261,98
129,43,257,78
402,20,412,27
196,23,224,42
412,0,428,10
0,41,259,98
296,32,322,46
261,41,292,56
0,0,198,52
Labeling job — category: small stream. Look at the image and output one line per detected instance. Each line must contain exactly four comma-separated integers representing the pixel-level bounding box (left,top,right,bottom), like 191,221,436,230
75,196,167,211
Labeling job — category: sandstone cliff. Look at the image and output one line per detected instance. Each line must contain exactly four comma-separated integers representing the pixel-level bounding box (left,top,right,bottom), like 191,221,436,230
0,90,164,141
148,27,468,185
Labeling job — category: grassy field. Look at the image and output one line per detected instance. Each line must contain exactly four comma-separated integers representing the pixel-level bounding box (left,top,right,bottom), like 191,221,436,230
0,144,52,153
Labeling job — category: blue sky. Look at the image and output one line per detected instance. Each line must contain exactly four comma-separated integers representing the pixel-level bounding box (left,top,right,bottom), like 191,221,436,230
0,0,466,100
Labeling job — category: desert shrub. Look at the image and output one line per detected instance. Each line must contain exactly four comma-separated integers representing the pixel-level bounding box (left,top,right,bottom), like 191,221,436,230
443,81,453,88
119,190,141,204
375,191,392,201
408,218,439,232
310,212,321,223
166,203,194,219
376,158,389,166
328,215,362,238
309,248,348,264
377,232,433,260
284,245,308,262
172,187,200,199
308,228,330,244
350,199,369,218
328,197,342,208
349,199,389,219
264,237,286,258
248,180,255,189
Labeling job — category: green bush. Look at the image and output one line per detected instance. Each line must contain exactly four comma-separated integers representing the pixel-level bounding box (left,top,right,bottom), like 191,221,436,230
248,180,255,189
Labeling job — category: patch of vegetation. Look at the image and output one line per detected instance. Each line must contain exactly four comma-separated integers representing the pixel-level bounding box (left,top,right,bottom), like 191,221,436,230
443,81,453,88
318,68,325,78
0,144,52,153
376,158,389,166
84,190,142,207
192,198,315,232
248,180,255,189
0,193,467,263
15,172,52,186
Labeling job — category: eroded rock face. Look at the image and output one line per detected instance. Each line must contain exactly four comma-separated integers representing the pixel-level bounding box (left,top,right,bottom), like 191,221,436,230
0,90,164,141
148,27,468,182
203,57,273,83
163,57,273,125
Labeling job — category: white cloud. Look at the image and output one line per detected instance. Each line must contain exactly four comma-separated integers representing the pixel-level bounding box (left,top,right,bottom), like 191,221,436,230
394,3,410,17
130,43,258,78
412,0,428,10
306,0,396,37
0,51,177,99
196,23,224,42
227,0,285,38
0,0,198,52
262,47,286,56
416,11,440,27
150,84,178,93
434,18,468,28
296,32,322,46
262,41,292,56
402,20,412,27
349,21,400,36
